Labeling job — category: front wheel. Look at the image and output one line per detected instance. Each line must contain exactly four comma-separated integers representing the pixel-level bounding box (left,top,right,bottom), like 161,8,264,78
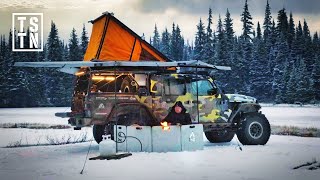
236,112,271,145
205,131,235,143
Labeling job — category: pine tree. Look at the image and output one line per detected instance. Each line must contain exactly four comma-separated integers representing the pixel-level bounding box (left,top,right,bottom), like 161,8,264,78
273,34,289,103
183,41,193,61
46,21,65,106
160,28,171,59
47,21,63,61
175,25,184,61
296,59,312,103
311,55,320,101
69,28,81,61
80,24,89,59
194,18,206,60
202,8,214,63
276,8,289,38
224,8,235,66
302,20,314,72
281,59,291,103
250,28,270,101
230,36,246,94
0,34,7,106
241,0,254,41
170,23,177,60
288,12,295,48
256,22,262,39
214,15,229,90
152,24,161,51
215,15,227,66
313,32,319,57
294,21,304,56
286,64,298,103
263,0,272,41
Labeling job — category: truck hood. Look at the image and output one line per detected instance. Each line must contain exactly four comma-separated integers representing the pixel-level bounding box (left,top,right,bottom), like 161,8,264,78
226,94,257,103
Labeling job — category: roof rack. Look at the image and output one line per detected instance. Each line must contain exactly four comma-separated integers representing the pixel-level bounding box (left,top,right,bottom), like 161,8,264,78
14,60,231,74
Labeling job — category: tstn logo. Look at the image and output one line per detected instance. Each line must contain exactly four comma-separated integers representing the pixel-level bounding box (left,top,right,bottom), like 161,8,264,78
12,13,43,52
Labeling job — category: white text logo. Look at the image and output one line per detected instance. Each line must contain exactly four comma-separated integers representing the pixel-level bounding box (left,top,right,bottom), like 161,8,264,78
12,13,43,52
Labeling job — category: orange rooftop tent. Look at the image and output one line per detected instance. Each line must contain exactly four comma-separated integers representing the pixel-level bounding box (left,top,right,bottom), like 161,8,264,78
84,12,169,62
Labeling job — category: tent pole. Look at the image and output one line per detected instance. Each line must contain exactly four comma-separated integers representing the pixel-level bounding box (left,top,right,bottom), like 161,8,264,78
114,62,118,153
196,61,200,124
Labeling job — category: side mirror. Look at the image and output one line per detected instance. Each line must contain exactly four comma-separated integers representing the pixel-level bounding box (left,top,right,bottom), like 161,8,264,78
207,88,218,95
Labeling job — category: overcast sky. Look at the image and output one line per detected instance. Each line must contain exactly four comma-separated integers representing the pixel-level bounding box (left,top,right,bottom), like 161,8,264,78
0,0,319,43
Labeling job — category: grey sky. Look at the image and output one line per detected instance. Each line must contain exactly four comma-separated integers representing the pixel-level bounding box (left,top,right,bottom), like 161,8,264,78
134,0,320,15
0,0,319,44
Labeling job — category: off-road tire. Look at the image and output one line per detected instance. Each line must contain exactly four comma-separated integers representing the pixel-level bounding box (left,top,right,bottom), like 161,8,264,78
205,131,235,143
236,112,271,145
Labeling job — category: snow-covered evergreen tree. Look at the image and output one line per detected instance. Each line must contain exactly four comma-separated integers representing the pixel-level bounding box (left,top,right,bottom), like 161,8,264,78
194,18,206,60
46,21,66,106
224,8,235,65
169,24,184,61
302,20,314,72
202,8,214,63
80,24,89,59
69,28,81,61
241,0,254,41
215,15,228,66
310,55,320,102
249,22,271,101
276,8,289,39
160,28,171,59
296,59,313,103
288,12,295,48
263,0,272,42
152,24,161,51
285,64,298,103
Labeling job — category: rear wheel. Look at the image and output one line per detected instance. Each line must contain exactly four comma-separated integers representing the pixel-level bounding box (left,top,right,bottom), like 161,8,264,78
205,131,235,143
236,112,271,145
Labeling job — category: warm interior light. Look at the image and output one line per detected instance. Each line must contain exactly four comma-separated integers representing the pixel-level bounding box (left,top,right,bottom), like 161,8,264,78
105,76,116,81
92,76,105,80
161,121,170,131
75,71,85,76
92,75,115,81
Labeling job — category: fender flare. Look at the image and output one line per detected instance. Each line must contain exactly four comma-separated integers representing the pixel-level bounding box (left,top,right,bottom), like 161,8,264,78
228,103,261,124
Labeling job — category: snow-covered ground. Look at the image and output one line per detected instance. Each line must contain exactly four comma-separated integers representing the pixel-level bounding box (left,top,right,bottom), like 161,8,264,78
261,105,320,128
0,106,319,147
0,107,71,125
0,106,320,180
0,135,319,180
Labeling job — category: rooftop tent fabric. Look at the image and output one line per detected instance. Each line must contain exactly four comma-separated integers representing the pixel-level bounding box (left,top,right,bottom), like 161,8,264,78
83,13,169,62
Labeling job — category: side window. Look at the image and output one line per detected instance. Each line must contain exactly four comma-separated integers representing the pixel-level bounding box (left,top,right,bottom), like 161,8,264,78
164,78,186,95
150,75,163,95
191,80,214,96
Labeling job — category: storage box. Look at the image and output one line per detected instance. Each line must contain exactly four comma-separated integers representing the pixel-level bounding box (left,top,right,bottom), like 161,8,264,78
114,125,204,153
181,124,204,151
126,126,152,152
151,126,181,152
